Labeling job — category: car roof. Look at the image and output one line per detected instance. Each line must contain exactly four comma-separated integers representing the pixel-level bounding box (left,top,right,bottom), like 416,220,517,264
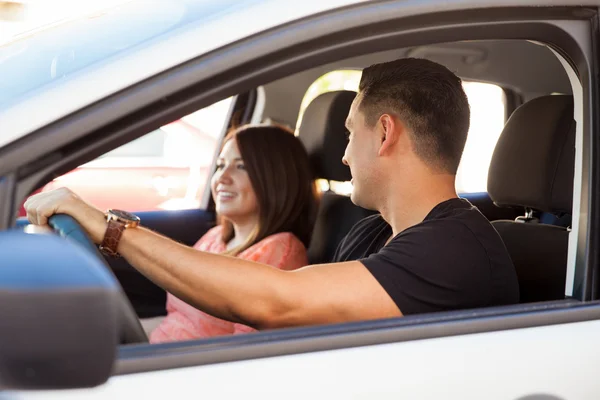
0,0,365,149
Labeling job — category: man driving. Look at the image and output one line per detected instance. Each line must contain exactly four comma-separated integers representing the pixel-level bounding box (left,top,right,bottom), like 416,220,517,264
24,58,519,330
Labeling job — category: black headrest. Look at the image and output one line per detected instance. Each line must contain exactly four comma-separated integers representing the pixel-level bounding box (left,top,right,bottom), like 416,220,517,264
488,95,575,214
297,90,355,182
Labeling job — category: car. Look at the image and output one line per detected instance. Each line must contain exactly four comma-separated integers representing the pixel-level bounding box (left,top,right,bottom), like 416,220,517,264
1,0,599,398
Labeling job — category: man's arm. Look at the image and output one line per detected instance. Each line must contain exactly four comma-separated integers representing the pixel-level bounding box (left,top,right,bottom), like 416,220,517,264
24,188,402,329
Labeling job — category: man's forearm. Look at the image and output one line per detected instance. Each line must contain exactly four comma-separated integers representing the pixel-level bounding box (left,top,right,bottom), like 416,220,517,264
116,226,295,329
25,188,401,330
63,199,299,329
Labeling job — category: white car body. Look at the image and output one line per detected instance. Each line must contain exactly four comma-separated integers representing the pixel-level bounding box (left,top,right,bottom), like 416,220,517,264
10,319,600,399
1,0,599,399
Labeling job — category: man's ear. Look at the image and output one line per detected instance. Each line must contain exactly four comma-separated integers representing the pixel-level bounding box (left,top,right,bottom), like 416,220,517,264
378,114,399,156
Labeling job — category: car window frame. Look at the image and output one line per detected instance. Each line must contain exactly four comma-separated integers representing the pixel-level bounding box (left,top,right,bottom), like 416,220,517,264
1,1,598,375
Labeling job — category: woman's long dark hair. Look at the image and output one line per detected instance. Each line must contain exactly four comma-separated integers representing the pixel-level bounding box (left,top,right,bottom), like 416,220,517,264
219,124,319,255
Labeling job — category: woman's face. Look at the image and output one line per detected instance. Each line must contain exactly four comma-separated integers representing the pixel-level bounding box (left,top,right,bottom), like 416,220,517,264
211,138,259,225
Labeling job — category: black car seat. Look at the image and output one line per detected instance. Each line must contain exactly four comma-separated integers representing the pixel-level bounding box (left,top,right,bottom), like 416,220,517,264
487,95,575,303
297,90,376,264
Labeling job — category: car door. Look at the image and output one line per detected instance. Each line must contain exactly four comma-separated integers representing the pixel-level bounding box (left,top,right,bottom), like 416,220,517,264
2,0,600,399
103,3,600,398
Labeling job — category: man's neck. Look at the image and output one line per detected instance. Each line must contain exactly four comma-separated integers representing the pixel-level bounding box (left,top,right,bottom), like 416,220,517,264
379,173,458,237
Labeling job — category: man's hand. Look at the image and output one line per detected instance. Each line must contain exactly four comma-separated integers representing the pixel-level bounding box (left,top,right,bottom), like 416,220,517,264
24,187,80,226
23,187,107,243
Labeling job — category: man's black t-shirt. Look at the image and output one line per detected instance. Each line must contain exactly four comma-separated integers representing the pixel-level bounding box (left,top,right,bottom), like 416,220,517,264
333,198,519,315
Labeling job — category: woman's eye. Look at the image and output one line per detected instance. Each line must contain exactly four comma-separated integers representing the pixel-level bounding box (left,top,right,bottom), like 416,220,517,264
236,163,246,170
216,163,225,170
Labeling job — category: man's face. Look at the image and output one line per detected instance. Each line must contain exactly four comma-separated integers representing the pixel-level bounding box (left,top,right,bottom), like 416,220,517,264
342,97,382,210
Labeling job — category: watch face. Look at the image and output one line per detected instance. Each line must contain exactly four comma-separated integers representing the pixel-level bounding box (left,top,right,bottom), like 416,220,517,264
108,209,140,223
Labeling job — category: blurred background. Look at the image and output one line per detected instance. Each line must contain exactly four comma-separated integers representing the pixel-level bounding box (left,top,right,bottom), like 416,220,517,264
0,0,131,43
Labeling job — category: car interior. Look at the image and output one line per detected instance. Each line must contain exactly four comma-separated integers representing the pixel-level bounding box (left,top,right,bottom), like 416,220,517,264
14,38,576,343
279,40,574,305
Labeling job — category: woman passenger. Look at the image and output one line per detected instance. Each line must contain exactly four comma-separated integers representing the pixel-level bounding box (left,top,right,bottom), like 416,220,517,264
149,124,318,343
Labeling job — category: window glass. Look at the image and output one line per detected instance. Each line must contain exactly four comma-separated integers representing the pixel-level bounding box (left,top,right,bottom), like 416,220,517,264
21,97,233,215
297,70,506,194
456,82,505,193
99,129,167,158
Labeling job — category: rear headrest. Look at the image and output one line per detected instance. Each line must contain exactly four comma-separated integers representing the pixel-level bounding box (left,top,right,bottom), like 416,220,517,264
297,90,355,182
488,95,575,214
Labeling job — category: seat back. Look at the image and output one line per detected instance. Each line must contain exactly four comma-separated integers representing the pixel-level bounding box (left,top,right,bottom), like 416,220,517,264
488,95,575,302
298,91,376,264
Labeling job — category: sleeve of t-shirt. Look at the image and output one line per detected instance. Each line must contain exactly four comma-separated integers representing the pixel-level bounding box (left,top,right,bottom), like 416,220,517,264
360,220,491,315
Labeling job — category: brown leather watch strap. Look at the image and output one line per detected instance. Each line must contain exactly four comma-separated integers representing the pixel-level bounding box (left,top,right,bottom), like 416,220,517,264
99,219,126,257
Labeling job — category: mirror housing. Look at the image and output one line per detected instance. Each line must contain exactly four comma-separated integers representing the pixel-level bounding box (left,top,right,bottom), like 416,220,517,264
0,231,120,390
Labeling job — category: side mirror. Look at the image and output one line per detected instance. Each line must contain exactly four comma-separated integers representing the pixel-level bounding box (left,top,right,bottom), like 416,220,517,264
0,230,120,390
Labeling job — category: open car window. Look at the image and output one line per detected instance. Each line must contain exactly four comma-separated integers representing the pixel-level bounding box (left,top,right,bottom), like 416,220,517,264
18,97,232,214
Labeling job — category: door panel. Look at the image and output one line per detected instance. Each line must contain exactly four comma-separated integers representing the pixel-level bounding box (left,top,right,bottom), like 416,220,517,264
136,208,216,247
15,319,599,399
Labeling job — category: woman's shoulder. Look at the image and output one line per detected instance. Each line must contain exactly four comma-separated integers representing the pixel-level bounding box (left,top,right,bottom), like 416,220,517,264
261,231,304,246
241,232,308,270
258,232,307,254
193,225,225,251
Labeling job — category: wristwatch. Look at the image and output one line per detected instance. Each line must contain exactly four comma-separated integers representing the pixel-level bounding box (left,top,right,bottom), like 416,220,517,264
99,209,141,257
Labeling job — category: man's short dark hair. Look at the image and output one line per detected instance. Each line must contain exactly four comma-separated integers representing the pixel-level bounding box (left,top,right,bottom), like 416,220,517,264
358,58,470,174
